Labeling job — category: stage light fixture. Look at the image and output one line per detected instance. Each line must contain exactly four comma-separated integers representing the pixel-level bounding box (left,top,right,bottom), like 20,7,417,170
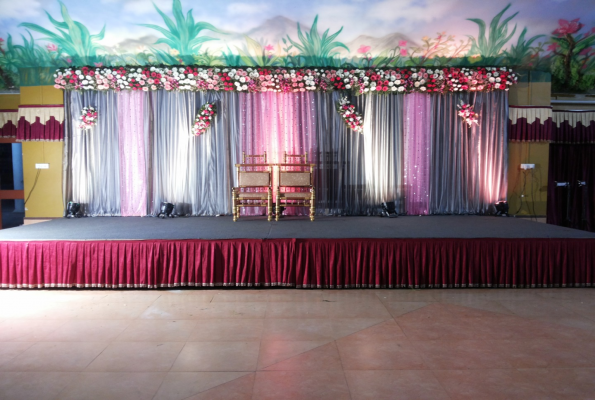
494,201,509,217
380,201,398,218
555,181,569,187
578,180,587,187
66,201,81,218
158,202,175,218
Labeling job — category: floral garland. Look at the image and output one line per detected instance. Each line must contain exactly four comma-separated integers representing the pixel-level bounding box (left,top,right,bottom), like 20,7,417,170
53,66,517,95
457,101,479,127
191,102,217,136
79,106,98,130
336,97,364,133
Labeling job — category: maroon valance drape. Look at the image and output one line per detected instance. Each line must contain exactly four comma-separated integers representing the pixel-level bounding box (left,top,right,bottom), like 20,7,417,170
16,105,64,141
0,109,18,138
507,105,553,142
551,110,595,144
1,238,594,289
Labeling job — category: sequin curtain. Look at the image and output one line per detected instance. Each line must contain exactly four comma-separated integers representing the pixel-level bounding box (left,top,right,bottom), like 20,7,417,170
118,91,147,216
403,93,431,215
238,92,316,215
429,92,508,214
64,91,121,216
149,90,238,216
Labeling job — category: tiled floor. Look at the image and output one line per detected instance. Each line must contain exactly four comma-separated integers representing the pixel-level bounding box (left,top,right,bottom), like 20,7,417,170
0,288,594,399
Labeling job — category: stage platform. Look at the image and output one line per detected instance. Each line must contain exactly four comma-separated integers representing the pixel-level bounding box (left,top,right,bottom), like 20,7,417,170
1,216,594,289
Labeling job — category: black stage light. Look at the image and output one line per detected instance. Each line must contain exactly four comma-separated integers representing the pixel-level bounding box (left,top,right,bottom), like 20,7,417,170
495,201,509,217
380,201,398,218
158,202,175,218
555,181,569,187
578,180,587,187
66,201,81,218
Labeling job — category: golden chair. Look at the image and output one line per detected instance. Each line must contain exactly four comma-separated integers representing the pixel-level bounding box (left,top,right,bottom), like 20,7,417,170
232,152,272,221
275,156,315,221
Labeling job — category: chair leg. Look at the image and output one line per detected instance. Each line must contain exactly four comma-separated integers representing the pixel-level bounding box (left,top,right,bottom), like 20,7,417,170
232,188,237,222
310,187,315,221
267,188,272,222
275,188,281,221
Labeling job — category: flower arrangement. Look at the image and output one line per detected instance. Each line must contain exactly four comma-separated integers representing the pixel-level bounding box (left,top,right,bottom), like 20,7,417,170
79,106,98,130
457,101,479,127
336,97,364,133
191,102,217,136
53,66,517,95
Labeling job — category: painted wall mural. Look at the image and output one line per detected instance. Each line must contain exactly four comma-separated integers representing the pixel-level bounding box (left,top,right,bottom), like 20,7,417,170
0,0,594,92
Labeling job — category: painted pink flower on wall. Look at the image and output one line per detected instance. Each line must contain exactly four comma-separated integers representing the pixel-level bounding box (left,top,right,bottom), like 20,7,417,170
553,19,584,36
399,40,407,47
358,45,371,53
46,43,58,52
264,44,274,52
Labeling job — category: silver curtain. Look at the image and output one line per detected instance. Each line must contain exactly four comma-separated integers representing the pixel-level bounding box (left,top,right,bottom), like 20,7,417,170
64,91,121,216
429,92,508,214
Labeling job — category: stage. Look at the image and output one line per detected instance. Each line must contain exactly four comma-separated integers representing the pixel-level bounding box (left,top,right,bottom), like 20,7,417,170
1,216,594,289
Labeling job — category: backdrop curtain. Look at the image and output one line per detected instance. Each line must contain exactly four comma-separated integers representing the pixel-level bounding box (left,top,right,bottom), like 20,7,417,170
547,144,594,232
64,90,121,216
63,90,507,218
429,92,508,214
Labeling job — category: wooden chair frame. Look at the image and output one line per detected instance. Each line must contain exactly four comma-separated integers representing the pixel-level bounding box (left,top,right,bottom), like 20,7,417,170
232,158,272,221
275,163,316,221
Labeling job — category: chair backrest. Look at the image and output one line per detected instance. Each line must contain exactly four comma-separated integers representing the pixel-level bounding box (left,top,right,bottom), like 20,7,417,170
236,164,271,187
243,151,267,164
283,151,308,164
277,163,315,187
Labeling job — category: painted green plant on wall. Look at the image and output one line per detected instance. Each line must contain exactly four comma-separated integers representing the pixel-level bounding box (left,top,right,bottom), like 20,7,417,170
285,16,349,67
139,0,226,65
19,1,105,65
548,19,595,92
237,37,281,67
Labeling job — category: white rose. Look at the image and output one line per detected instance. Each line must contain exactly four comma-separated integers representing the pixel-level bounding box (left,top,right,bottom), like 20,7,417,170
345,84,351,89
398,86,404,92
242,84,248,90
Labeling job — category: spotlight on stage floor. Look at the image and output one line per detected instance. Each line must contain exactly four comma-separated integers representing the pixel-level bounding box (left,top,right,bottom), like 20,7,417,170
380,201,398,218
65,202,81,218
495,201,509,217
158,202,175,218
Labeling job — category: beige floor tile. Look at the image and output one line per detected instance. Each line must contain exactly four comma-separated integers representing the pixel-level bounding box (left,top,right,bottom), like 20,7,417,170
150,293,215,306
184,373,255,400
410,339,513,370
0,342,35,367
265,301,329,318
262,318,333,341
211,291,269,302
0,319,65,341
41,319,131,342
257,340,331,369
0,341,108,372
0,371,76,400
345,370,451,400
116,320,197,342
338,320,407,342
171,341,260,371
382,301,430,317
153,371,250,400
329,318,389,339
58,372,166,400
140,302,267,319
514,368,595,400
188,319,264,341
85,341,185,372
325,299,392,319
337,339,427,370
253,370,351,400
264,342,343,371
433,369,558,400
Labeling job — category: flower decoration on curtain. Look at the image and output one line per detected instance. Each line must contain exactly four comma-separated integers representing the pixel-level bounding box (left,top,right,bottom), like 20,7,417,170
191,102,217,136
53,66,517,94
336,97,364,133
457,101,479,127
79,106,98,130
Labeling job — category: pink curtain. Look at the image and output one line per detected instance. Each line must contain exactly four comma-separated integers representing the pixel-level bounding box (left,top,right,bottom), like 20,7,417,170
239,92,316,215
118,91,147,216
403,93,431,215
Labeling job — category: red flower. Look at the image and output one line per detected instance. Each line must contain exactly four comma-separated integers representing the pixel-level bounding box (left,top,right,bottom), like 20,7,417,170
553,19,583,36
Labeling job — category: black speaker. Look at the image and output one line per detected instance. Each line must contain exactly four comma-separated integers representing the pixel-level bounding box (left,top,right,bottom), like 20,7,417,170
158,202,175,218
380,201,398,218
66,201,81,218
